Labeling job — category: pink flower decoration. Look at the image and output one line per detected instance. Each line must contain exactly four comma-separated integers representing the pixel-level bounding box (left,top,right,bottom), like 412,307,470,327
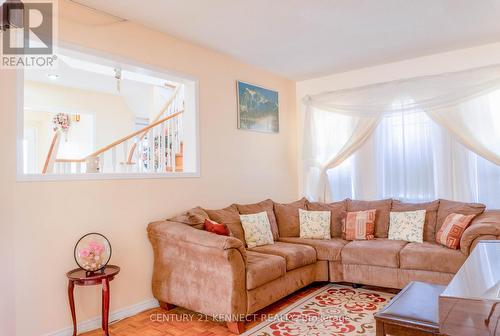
88,241,104,253
79,248,90,257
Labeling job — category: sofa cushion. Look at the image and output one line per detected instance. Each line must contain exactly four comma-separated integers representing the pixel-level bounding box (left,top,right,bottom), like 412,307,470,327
204,205,246,245
168,207,209,230
391,200,440,242
436,199,485,233
246,251,286,290
341,238,408,268
249,241,316,271
306,200,346,238
347,199,393,238
273,198,308,237
236,199,279,240
400,242,467,273
278,237,348,261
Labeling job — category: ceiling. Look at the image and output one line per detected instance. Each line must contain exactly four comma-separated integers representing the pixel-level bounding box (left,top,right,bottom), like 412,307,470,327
74,0,500,80
25,51,175,118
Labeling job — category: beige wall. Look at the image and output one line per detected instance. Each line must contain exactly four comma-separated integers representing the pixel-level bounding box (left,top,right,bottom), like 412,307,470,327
0,1,297,335
296,42,500,195
0,70,16,334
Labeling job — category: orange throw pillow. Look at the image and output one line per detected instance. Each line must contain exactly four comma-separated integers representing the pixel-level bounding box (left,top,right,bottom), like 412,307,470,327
342,210,376,240
436,213,476,249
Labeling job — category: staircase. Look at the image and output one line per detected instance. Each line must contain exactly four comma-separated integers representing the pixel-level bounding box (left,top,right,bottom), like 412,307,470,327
167,142,184,172
43,86,185,175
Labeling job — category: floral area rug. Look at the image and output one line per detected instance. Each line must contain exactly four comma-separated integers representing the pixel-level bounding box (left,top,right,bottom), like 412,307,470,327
243,284,394,336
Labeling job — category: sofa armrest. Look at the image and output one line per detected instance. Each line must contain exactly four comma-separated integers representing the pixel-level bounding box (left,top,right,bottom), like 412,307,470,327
148,220,247,261
147,221,247,318
460,211,500,255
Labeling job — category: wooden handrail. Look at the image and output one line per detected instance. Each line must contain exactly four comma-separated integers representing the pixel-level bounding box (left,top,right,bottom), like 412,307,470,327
88,110,183,159
42,131,61,174
55,110,184,163
152,86,181,124
127,86,181,163
55,158,86,163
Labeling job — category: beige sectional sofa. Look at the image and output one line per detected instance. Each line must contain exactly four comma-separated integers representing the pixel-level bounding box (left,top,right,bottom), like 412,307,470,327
147,198,500,333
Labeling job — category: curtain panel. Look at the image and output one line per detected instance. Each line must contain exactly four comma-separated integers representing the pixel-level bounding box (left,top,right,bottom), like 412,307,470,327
303,64,500,202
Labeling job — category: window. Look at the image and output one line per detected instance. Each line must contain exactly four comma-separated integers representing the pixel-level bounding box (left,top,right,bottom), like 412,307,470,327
375,107,437,202
327,101,500,208
19,47,199,180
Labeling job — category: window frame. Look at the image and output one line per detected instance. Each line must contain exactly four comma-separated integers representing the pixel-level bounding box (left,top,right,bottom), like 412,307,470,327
16,42,200,182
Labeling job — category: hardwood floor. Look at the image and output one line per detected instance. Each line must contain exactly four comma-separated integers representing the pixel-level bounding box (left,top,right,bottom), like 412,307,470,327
81,283,398,336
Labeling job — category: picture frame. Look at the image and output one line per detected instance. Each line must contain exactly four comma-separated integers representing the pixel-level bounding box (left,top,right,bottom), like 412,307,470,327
236,80,279,133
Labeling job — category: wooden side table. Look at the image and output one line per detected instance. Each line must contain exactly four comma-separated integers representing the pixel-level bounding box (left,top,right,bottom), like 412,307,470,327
66,265,120,336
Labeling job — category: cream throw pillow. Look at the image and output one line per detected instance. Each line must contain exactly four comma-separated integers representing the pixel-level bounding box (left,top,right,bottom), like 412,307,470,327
239,211,274,248
388,210,426,243
299,209,331,239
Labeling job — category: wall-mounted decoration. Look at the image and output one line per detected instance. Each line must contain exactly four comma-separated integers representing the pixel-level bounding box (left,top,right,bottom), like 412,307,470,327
52,113,71,141
52,113,71,133
237,81,279,133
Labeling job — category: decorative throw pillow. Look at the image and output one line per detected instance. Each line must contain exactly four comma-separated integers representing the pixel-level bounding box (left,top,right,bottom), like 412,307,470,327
388,210,426,243
236,199,279,240
204,219,230,236
342,210,376,240
306,200,346,238
298,209,331,239
204,205,246,244
239,212,274,248
391,200,439,242
436,199,485,233
436,213,476,249
347,199,392,238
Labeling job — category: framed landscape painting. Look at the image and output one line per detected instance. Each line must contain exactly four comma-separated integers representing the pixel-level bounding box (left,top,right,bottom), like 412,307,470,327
237,81,279,133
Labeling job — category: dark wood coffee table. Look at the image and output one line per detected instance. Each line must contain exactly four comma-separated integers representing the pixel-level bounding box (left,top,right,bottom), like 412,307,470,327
374,281,445,336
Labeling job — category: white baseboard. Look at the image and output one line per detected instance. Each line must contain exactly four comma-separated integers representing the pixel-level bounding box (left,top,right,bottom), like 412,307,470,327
45,298,159,336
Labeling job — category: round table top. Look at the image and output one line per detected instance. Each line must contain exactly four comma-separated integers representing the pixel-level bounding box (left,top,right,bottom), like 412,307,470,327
66,265,120,281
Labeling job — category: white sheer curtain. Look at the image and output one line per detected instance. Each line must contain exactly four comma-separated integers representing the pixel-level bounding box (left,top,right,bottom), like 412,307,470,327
325,110,500,208
303,64,500,206
375,107,437,202
303,104,379,200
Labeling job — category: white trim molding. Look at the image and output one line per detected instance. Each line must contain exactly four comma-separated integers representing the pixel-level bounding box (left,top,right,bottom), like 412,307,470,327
44,298,159,336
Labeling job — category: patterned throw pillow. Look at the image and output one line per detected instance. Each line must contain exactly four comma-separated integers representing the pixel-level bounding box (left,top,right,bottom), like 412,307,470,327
298,209,331,239
342,210,376,240
388,210,426,243
436,213,476,249
239,212,274,248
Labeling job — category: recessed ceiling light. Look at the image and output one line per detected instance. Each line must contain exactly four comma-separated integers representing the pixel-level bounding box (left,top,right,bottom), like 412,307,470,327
47,74,59,80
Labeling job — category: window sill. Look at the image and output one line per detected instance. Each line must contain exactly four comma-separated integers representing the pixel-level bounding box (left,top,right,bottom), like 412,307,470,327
17,172,201,182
